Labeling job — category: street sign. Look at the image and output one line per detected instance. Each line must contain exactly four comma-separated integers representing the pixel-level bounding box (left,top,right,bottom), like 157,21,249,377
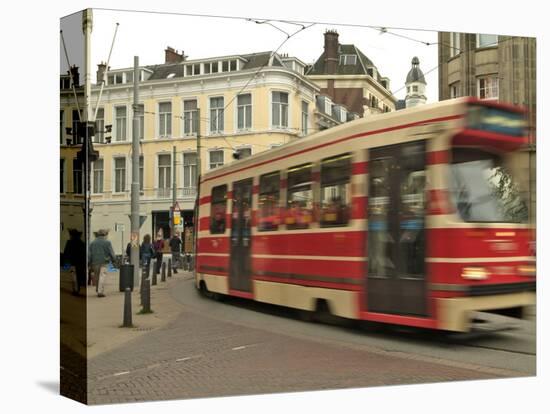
115,223,125,232
127,214,147,228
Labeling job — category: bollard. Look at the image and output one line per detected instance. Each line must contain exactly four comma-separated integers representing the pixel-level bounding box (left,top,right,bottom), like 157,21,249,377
140,264,148,302
122,287,133,327
141,278,152,313
161,261,166,282
152,265,158,286
168,259,172,278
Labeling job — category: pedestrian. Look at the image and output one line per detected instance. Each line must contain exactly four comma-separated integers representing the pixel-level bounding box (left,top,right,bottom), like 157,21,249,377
89,229,117,297
63,228,86,295
169,232,182,273
153,233,165,274
139,234,155,269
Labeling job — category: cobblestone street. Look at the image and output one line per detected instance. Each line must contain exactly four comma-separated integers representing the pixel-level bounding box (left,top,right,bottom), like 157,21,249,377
87,296,514,405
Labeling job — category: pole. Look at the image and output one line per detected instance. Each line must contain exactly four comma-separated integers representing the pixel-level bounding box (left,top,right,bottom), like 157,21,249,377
172,145,177,237
130,56,140,286
193,108,201,264
82,9,93,263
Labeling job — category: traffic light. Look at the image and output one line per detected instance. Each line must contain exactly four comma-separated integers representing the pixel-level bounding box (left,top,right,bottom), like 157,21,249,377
76,121,99,163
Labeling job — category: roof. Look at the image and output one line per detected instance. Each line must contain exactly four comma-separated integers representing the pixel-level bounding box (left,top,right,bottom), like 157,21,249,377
146,52,277,81
307,43,382,77
405,56,426,84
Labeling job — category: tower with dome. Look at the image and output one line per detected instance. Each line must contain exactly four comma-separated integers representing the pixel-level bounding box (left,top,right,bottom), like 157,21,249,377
405,56,427,108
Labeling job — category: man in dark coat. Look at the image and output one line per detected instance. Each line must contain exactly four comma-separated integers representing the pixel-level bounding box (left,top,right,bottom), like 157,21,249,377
63,229,86,295
169,232,182,273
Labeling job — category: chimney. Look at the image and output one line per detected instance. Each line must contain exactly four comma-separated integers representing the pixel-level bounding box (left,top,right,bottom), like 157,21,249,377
324,30,339,74
96,62,107,84
68,65,80,87
165,46,186,63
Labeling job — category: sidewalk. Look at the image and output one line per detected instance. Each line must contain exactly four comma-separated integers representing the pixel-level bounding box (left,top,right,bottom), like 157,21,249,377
61,265,190,360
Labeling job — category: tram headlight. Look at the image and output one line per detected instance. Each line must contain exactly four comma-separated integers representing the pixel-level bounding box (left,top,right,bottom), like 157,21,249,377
461,266,489,280
518,264,536,277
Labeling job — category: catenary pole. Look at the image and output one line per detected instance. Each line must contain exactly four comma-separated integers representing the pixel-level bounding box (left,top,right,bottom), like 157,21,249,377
130,56,140,286
172,145,177,236
82,9,93,260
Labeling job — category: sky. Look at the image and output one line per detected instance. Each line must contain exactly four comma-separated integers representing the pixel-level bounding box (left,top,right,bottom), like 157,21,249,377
62,8,441,103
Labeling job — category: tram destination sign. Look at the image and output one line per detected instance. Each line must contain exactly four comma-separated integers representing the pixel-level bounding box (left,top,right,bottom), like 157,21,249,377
466,104,527,137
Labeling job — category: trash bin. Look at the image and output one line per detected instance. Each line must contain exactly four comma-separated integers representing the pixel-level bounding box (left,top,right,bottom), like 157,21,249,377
119,264,134,292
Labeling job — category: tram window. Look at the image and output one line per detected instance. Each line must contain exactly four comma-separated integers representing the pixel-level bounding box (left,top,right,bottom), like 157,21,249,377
210,184,227,234
399,168,426,276
286,163,313,230
258,171,280,231
320,153,351,227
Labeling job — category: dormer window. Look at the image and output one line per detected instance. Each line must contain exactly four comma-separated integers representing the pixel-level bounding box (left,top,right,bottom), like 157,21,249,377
339,55,357,65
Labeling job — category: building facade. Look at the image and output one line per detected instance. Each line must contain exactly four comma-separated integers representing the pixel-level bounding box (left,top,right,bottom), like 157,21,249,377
438,32,536,222
60,49,323,253
306,30,397,116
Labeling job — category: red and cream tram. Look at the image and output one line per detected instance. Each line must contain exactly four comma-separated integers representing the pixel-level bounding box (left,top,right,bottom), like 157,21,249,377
194,97,535,332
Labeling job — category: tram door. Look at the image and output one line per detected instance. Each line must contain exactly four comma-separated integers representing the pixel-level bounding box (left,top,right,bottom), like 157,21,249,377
367,141,427,316
229,179,253,292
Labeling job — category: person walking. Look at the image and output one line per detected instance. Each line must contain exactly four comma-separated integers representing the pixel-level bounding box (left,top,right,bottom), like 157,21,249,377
89,229,116,297
169,232,182,274
63,228,86,295
153,233,165,275
139,234,155,269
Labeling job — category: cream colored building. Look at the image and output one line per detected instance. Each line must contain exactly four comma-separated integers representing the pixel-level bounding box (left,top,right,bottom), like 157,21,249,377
61,49,325,253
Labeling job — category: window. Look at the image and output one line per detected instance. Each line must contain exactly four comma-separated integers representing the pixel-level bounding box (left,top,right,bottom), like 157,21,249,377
210,97,224,134
406,86,410,93
210,185,228,234
450,82,460,98
159,102,172,138
135,104,144,140
339,55,357,65
477,34,498,48
412,85,418,92
237,94,252,130
115,106,127,141
258,171,280,231
60,110,64,144
272,91,288,128
450,148,527,223
204,61,218,74
72,159,83,194
95,108,104,143
108,73,123,85
72,109,81,144
114,157,126,193
222,61,229,72
92,158,104,194
320,154,351,227
139,155,144,191
186,63,200,76
237,147,252,159
158,154,171,197
478,76,499,100
301,101,308,135
450,32,461,57
209,150,224,169
183,100,198,136
183,152,197,188
60,159,65,193
230,60,237,71
286,163,313,229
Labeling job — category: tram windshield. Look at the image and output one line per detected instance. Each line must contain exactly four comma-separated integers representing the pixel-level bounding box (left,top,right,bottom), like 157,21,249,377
449,148,528,223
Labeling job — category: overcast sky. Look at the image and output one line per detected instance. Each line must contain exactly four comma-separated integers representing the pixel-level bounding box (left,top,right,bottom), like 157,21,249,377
62,8,441,103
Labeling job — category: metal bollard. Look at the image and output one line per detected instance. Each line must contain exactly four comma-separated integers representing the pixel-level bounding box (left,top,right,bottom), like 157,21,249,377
168,259,172,278
152,263,158,286
161,261,166,282
122,287,133,327
141,278,151,313
140,264,148,301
